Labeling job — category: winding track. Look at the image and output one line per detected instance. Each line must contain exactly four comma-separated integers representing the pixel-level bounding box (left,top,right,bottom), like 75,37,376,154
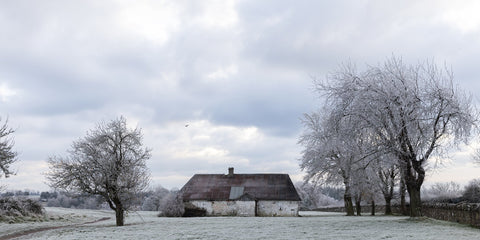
0,217,111,240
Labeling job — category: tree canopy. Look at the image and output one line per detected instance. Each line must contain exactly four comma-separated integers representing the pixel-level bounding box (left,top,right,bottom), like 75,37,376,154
47,116,151,226
300,57,476,217
0,118,17,180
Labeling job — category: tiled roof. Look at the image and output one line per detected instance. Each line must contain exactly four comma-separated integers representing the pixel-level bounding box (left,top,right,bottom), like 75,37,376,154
181,173,301,201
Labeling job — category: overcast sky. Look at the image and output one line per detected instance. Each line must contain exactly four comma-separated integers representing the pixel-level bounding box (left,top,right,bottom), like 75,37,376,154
1,0,480,191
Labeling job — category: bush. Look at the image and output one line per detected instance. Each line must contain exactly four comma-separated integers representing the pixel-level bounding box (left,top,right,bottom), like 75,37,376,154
462,179,480,203
158,192,184,217
0,197,44,222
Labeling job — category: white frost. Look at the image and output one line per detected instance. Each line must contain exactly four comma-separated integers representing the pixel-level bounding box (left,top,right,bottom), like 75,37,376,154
1,208,479,239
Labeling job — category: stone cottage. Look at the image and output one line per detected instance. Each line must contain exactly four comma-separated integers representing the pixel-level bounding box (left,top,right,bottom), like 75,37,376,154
180,168,301,217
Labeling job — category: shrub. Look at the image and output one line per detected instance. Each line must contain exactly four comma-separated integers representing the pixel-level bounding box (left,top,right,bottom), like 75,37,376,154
158,192,184,217
0,197,44,221
462,179,480,203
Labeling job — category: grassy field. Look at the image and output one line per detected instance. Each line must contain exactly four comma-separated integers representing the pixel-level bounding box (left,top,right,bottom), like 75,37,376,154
1,208,479,239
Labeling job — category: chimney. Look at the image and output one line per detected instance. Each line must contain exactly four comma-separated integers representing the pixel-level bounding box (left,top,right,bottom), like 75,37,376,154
228,167,234,177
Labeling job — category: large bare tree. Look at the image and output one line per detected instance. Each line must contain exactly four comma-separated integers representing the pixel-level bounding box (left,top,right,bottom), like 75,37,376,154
47,116,151,226
0,118,17,180
315,57,476,217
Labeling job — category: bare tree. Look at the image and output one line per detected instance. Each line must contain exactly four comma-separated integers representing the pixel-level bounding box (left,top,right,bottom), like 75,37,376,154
351,164,382,216
47,116,151,226
473,148,480,165
315,57,476,217
424,181,462,201
299,111,377,216
372,156,399,215
300,112,353,215
0,118,17,180
142,185,170,211
462,179,480,202
294,182,342,210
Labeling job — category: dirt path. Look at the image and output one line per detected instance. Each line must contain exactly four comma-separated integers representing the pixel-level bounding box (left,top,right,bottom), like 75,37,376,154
0,217,111,240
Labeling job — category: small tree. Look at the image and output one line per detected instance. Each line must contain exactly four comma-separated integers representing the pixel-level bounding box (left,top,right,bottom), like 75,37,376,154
299,111,377,216
0,118,18,180
158,190,184,217
142,185,170,211
462,179,480,203
47,116,151,226
373,157,399,215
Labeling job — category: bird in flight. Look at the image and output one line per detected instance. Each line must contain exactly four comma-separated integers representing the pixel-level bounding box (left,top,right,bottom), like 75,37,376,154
185,124,189,127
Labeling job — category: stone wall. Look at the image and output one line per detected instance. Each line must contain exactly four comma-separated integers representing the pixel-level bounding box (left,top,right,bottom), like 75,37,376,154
316,203,480,228
422,203,480,228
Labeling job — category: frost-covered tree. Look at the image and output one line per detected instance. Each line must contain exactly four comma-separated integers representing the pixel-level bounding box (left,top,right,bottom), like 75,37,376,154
372,156,399,215
424,181,462,201
0,118,17,180
47,116,151,226
295,182,342,210
142,186,170,211
350,164,382,216
461,179,480,203
472,148,480,166
158,190,184,217
299,111,378,216
314,57,476,217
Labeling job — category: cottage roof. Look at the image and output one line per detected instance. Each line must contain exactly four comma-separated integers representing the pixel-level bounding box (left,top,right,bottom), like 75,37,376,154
181,171,301,201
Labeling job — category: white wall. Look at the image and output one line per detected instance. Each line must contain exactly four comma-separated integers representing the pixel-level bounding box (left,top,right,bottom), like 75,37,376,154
257,201,299,217
189,200,256,216
188,200,299,217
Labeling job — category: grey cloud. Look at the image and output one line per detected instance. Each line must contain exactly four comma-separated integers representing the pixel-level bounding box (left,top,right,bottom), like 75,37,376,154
2,0,480,191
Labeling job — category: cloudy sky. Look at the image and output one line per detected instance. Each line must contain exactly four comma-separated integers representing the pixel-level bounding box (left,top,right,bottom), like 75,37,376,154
1,0,480,191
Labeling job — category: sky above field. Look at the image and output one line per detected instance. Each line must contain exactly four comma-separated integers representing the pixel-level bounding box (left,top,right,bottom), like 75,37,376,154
1,0,480,191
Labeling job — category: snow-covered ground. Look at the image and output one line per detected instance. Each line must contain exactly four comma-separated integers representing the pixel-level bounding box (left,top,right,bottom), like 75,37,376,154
1,208,479,239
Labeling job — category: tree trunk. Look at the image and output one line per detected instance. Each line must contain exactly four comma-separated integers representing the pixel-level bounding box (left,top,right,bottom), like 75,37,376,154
343,176,355,216
402,156,425,218
400,178,407,215
384,197,392,215
344,192,354,216
355,196,361,216
115,207,125,226
371,200,375,216
407,185,422,217
106,199,125,226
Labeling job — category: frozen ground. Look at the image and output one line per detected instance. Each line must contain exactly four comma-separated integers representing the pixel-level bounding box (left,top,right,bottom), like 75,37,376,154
1,208,479,239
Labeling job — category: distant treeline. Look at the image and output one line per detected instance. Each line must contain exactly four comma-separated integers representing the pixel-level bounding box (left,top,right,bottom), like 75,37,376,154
0,186,180,211
1,190,41,197
4,179,480,213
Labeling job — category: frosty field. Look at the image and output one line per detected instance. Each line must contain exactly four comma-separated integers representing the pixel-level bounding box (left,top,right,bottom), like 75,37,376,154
1,208,479,240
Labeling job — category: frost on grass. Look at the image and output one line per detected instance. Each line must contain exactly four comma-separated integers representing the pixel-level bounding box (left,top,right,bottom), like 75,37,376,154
2,209,479,240
0,207,113,238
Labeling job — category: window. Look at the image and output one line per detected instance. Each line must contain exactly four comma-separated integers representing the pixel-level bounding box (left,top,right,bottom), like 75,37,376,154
229,186,244,200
